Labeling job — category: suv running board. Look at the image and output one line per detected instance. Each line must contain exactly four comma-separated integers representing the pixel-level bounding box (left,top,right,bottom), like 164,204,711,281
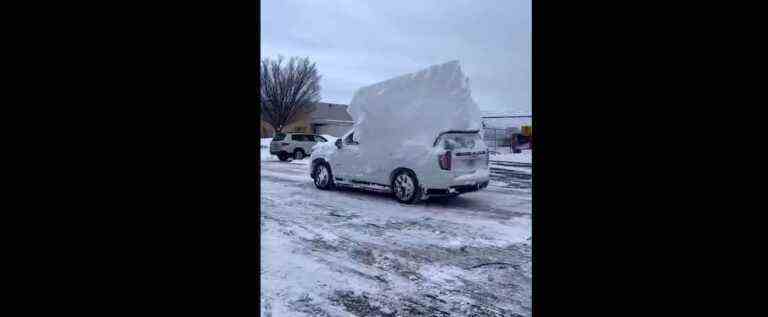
334,178,392,193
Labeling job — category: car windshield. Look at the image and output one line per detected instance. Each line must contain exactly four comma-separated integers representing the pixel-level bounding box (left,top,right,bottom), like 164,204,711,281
273,133,286,141
440,133,482,150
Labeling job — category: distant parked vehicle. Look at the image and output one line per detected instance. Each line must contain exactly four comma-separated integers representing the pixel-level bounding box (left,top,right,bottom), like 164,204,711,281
270,133,329,161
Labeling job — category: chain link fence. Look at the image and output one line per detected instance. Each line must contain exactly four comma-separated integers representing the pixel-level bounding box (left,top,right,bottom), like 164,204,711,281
481,115,531,154
483,127,520,153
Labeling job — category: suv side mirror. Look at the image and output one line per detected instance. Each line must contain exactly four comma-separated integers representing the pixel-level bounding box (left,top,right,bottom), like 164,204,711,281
335,138,343,149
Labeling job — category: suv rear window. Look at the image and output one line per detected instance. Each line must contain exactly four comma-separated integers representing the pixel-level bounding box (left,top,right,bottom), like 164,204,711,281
273,133,286,141
440,133,482,150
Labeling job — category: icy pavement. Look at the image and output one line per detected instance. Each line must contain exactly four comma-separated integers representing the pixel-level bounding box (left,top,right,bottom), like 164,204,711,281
261,148,532,317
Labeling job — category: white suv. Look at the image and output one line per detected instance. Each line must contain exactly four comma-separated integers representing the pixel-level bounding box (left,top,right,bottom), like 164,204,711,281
309,129,490,203
269,133,329,161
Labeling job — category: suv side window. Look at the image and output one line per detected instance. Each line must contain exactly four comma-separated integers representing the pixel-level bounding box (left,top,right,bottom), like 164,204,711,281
305,135,316,142
315,136,327,142
292,134,305,141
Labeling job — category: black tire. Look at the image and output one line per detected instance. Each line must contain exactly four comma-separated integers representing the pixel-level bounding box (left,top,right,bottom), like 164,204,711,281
391,169,422,204
312,162,334,190
293,149,306,160
277,153,289,161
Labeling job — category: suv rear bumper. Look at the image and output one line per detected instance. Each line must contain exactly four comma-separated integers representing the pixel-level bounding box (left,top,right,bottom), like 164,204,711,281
425,181,489,196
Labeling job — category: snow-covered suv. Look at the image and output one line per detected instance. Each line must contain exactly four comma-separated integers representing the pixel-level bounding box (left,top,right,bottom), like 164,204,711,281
309,129,490,203
270,133,328,161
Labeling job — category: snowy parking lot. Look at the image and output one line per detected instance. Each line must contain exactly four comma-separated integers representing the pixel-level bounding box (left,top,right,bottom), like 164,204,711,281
260,147,532,316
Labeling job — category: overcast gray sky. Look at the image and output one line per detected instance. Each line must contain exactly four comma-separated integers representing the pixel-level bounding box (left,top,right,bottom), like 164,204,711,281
261,0,530,114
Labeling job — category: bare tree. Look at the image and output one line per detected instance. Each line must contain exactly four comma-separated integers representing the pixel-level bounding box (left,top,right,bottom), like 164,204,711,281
260,56,321,133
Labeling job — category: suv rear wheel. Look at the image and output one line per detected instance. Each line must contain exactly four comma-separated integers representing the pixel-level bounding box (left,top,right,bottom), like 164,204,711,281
277,152,290,161
392,170,421,204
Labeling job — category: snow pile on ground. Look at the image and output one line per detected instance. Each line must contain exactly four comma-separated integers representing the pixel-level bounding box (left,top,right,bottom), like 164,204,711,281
347,61,482,162
490,151,532,164
261,148,275,161
260,138,272,149
261,138,278,161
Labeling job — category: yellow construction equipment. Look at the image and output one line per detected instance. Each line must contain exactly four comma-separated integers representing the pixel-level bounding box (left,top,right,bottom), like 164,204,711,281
521,125,532,137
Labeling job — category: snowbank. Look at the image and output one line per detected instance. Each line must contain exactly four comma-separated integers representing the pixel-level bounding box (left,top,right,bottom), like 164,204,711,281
347,60,482,165
260,138,272,149
490,151,532,164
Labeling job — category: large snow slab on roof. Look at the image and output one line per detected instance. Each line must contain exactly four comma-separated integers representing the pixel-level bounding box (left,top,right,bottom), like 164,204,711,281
348,61,482,153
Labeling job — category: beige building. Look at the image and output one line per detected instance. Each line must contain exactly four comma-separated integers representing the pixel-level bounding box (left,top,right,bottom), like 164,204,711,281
261,110,312,137
261,102,353,138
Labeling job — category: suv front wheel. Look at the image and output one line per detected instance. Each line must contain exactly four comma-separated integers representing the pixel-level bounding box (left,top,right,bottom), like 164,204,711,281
313,162,334,190
293,149,306,160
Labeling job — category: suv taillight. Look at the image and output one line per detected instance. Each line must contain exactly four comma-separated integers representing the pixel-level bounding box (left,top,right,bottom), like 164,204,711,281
439,151,452,170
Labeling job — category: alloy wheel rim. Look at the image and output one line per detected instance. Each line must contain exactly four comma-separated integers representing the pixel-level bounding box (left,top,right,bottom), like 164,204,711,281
316,165,328,186
395,174,414,200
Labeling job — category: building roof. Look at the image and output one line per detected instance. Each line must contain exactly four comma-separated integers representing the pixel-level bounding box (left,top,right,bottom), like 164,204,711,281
310,102,353,123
